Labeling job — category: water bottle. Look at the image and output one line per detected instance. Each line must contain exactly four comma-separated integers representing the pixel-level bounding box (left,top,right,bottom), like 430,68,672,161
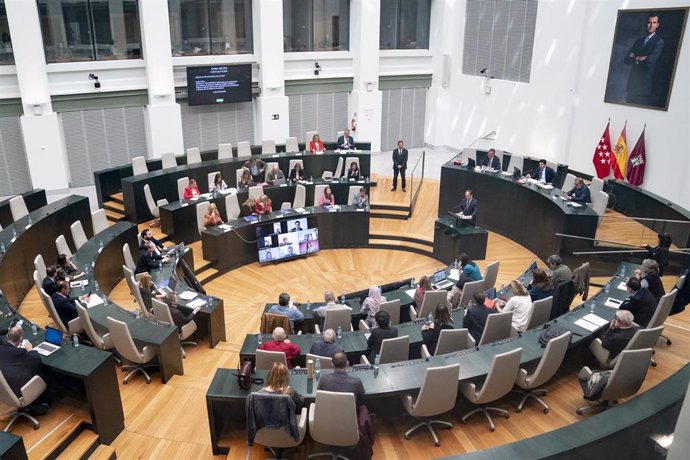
99,240,104,251
306,299,311,311
310,176,314,182
11,228,17,240
374,354,380,370
84,264,90,276
94,280,100,292
427,313,433,325
72,333,79,347
257,333,263,346
159,260,163,269
27,215,32,227
410,277,415,288
620,265,626,277
604,282,610,294
0,242,5,253
31,323,38,336
337,325,342,340
315,359,321,378
135,309,141,318
589,301,595,314
453,258,458,269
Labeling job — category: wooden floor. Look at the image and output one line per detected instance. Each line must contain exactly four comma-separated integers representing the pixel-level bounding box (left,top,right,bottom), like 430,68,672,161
7,177,690,459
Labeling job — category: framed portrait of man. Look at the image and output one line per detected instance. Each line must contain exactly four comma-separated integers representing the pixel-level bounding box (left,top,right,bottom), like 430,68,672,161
604,8,688,111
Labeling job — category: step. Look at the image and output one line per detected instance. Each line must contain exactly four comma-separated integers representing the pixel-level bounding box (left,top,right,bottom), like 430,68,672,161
198,267,219,284
368,238,435,254
56,428,99,460
27,414,83,460
369,233,433,248
109,193,124,204
104,209,125,222
370,202,412,212
369,209,410,220
88,445,117,460
103,200,124,212
137,222,169,242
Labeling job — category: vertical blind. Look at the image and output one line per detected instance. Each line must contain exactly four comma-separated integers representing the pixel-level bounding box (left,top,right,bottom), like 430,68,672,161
180,101,255,151
288,92,348,144
380,87,427,151
0,116,31,196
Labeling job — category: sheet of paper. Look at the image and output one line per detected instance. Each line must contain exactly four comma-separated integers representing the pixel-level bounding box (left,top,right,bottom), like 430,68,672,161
87,294,105,308
582,313,609,327
574,318,599,332
568,202,583,208
405,288,416,298
604,297,623,309
500,171,512,176
617,281,628,291
449,268,460,279
70,280,88,288
179,290,198,301
219,224,232,231
187,298,207,309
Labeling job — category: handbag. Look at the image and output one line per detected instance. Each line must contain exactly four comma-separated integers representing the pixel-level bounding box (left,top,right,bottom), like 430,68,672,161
235,358,263,390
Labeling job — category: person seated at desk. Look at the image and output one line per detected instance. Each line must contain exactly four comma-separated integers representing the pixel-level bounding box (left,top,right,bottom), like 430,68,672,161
57,254,83,282
204,203,223,227
259,327,301,369
592,310,638,360
268,292,305,328
209,173,228,193
42,265,59,296
347,162,360,181
315,291,352,318
457,189,478,225
460,253,483,282
266,165,285,185
288,163,305,182
529,159,556,184
643,233,671,277
546,254,572,288
138,272,164,313
635,258,666,303
361,285,386,328
183,178,200,200
414,276,433,308
164,292,201,333
140,228,165,253
421,304,454,352
242,197,257,217
480,148,501,170
309,328,344,358
464,291,498,343
495,280,533,332
238,168,254,189
447,276,469,309
337,128,354,150
135,241,170,275
257,362,305,413
51,280,90,327
528,268,554,302
565,177,591,204
308,133,325,153
243,158,267,183
319,187,335,206
317,351,365,408
620,277,657,328
366,310,398,363
353,187,369,208
254,194,272,215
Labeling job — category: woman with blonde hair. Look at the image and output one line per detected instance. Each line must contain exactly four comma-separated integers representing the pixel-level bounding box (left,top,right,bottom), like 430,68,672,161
204,202,223,227
495,280,532,332
414,275,433,308
258,362,305,412
254,194,272,215
138,272,164,312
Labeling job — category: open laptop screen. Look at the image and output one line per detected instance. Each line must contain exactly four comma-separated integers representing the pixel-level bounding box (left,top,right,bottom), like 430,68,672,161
44,326,63,346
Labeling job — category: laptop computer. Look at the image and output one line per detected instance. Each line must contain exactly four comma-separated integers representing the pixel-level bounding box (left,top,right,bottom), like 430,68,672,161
513,167,522,179
432,269,454,290
484,287,497,300
529,261,538,272
157,276,177,295
34,326,64,356
466,158,476,170
273,177,286,186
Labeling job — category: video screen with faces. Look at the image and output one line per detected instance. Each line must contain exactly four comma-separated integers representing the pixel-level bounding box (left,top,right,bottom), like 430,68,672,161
256,217,320,263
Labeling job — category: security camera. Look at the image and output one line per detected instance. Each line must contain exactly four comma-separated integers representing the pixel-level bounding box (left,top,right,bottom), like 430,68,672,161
88,73,101,89
314,62,321,76
480,68,487,74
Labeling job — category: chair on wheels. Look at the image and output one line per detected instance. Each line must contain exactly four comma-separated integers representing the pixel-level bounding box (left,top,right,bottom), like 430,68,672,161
9,196,29,221
551,280,575,319
218,143,233,159
131,156,148,176
237,141,251,156
285,137,299,153
477,312,513,346
456,279,485,308
380,299,401,326
401,364,461,446
306,353,334,369
70,221,88,250
315,308,353,334
151,298,197,358
177,177,189,201
308,390,359,458
38,285,82,335
524,297,553,330
247,393,308,457
460,348,522,431
483,261,500,291
561,173,576,193
313,184,327,207
255,349,287,370
186,147,201,165
107,316,158,384
514,331,571,413
0,370,48,431
55,234,73,258
648,290,678,347
361,335,409,365
91,209,109,234
122,243,137,274
589,326,664,369
144,184,168,225
262,140,277,154
161,152,177,169
225,193,241,220
293,184,306,209
76,301,117,359
421,328,475,359
34,254,47,281
410,290,447,320
576,348,653,415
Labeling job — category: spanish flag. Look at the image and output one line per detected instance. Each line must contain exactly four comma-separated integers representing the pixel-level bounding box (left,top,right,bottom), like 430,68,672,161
612,122,628,180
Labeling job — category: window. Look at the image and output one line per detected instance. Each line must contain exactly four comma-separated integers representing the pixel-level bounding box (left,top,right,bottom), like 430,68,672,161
168,0,253,56
462,0,538,83
283,0,349,52
380,0,431,50
38,0,142,63
0,2,12,65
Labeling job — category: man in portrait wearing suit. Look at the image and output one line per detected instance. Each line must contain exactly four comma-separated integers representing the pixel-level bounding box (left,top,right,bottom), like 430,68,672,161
458,189,479,225
336,128,354,150
624,12,664,106
480,148,501,170
532,159,556,184
391,140,408,192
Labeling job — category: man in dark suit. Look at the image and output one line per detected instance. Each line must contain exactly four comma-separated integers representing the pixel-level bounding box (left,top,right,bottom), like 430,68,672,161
533,159,556,184
140,229,165,253
51,281,89,328
317,351,365,407
366,310,397,362
336,128,354,150
458,189,479,225
595,310,639,360
0,327,46,399
624,13,664,106
565,177,592,204
391,140,408,192
480,149,501,170
135,241,169,274
42,266,59,296
309,328,344,358
620,277,657,328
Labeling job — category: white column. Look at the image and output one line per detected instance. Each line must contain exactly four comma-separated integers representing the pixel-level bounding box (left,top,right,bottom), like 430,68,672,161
349,0,382,152
6,0,70,191
253,0,289,143
139,0,184,157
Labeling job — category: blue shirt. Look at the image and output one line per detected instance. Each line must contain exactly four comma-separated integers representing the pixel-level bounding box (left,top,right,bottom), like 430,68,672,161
268,305,305,324
462,263,483,281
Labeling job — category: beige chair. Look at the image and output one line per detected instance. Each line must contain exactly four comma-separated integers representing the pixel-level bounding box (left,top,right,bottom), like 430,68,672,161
177,177,190,201
460,348,522,431
196,202,207,235
380,299,401,326
483,261,500,291
525,296,553,330
218,143,233,159
343,157,360,178
91,209,109,234
410,290,448,320
55,234,72,258
590,326,664,369
321,170,334,180
648,290,678,347
262,140,277,154
334,157,344,178
249,393,308,457
316,308,353,334
225,193,241,220
70,221,88,250
235,168,245,186
306,353,334,370
248,185,263,201
122,243,136,274
151,298,197,358
107,317,157,384
255,349,288,370
76,301,118,363
9,195,29,221
514,331,571,413
34,254,47,281
237,141,251,157
38,285,82,334
422,328,475,359
346,186,360,205
478,312,513,346
266,162,279,175
123,265,149,317
305,130,317,146
161,152,177,169
144,184,168,221
457,279,485,308
0,370,48,431
186,147,201,165
288,159,304,173
293,184,306,209
207,171,220,190
590,177,605,194
308,391,359,457
285,137,299,153
402,364,460,446
131,156,148,176
577,348,653,414
362,335,409,365
313,184,328,206
561,173,576,193
588,190,609,222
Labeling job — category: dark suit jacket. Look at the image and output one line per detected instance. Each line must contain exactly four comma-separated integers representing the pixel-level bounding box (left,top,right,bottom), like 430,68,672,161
641,273,665,303
317,370,365,407
135,249,163,275
42,277,58,296
366,325,398,362
567,185,592,204
463,305,498,343
309,340,344,358
336,135,354,150
51,292,78,327
624,34,664,100
601,325,639,359
0,342,44,397
139,236,164,252
421,322,454,353
392,148,408,170
480,155,501,170
645,245,669,277
620,288,657,328
459,198,479,225
534,166,555,183
170,305,195,332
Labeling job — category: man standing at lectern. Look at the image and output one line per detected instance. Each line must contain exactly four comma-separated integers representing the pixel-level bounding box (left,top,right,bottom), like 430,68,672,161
391,140,408,192
458,189,478,225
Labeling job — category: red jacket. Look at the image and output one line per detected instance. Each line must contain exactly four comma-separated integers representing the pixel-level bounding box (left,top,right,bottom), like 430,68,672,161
309,140,325,153
259,340,301,368
183,184,200,200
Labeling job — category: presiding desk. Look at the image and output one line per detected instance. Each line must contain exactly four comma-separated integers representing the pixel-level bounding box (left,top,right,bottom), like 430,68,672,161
161,178,372,244
438,161,599,262
121,150,372,223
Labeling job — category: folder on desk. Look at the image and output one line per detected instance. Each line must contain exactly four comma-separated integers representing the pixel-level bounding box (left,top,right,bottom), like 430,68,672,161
179,291,198,301
604,297,623,309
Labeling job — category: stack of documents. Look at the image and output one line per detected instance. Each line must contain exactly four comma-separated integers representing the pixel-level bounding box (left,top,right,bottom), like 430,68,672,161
574,313,609,332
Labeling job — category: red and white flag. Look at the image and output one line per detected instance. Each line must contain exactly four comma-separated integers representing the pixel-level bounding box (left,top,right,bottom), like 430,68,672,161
592,120,613,179
626,127,646,186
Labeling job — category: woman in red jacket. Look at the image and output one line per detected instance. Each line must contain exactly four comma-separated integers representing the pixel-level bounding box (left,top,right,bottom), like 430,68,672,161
308,133,325,153
183,178,200,200
254,194,272,215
